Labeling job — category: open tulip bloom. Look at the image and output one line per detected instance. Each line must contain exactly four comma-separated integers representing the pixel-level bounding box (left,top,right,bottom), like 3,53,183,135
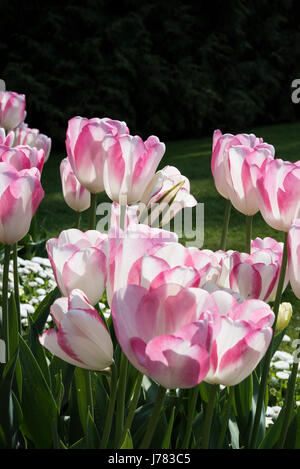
0,90,26,131
46,228,107,305
40,289,113,371
0,162,44,244
112,285,274,388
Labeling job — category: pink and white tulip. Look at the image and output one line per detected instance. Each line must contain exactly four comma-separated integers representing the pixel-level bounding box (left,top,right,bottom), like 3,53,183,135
109,202,139,229
66,116,129,194
14,123,52,162
102,134,165,205
106,224,178,305
46,229,107,305
40,289,113,371
0,145,45,173
0,91,26,131
288,219,300,299
203,290,274,386
139,165,197,226
0,127,14,146
224,145,274,215
112,285,274,388
0,162,44,244
112,284,214,388
211,129,274,200
229,248,285,302
256,159,300,232
60,158,90,212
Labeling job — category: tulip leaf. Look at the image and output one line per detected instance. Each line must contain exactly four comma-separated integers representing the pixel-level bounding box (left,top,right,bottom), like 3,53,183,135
73,368,94,433
120,430,133,449
0,350,19,448
31,286,60,334
7,293,22,400
85,409,101,449
18,335,58,448
28,314,51,387
162,406,175,449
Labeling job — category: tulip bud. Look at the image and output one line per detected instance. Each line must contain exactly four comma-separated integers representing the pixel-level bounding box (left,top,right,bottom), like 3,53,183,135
40,289,113,371
0,91,26,131
275,302,293,332
60,158,90,212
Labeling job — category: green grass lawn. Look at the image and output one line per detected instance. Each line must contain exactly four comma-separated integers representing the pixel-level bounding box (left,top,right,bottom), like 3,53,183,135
39,121,300,343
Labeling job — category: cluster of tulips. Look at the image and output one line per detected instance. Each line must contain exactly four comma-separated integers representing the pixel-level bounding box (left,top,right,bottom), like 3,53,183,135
0,89,300,450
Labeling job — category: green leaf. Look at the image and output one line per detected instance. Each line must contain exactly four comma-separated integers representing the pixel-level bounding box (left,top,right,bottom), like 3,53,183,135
85,409,101,449
162,406,175,449
18,335,58,448
120,430,133,449
73,368,94,433
7,293,22,400
0,350,19,448
31,287,60,334
49,357,75,410
234,374,253,421
28,314,51,387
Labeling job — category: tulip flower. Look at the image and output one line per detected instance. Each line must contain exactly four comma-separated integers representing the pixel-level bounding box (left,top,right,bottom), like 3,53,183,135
112,284,214,388
0,145,45,173
0,162,44,244
0,91,26,131
0,127,14,146
102,134,165,205
106,223,178,305
211,129,274,200
229,248,286,302
139,165,197,226
112,285,274,388
275,302,293,332
203,290,274,386
40,289,113,370
251,236,284,256
256,159,300,232
288,218,300,299
60,158,90,212
14,123,52,162
109,202,139,229
224,145,274,215
46,229,107,305
66,116,129,194
129,243,220,288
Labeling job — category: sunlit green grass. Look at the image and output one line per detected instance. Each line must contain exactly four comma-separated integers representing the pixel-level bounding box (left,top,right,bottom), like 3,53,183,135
39,121,300,342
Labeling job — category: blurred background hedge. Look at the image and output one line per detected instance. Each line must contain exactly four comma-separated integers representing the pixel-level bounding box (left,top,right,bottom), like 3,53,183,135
1,0,300,149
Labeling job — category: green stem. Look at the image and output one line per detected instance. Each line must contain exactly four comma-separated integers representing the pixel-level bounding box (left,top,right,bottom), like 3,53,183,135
182,385,199,448
278,333,300,448
12,243,21,333
85,369,94,418
100,362,118,449
89,193,98,230
139,385,166,449
245,215,253,254
219,199,232,251
118,372,143,447
115,352,129,446
75,211,81,229
201,384,218,449
1,245,11,362
250,232,288,448
216,387,234,449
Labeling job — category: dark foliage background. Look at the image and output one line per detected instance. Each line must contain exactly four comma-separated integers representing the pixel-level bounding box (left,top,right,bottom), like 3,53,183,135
1,0,300,149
